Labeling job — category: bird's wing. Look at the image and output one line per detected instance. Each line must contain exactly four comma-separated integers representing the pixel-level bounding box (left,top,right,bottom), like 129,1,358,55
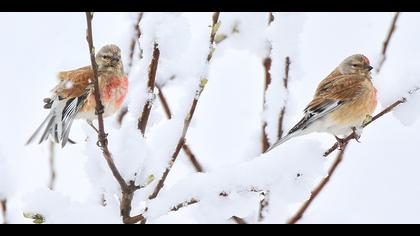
311,74,368,101
292,74,369,133
53,66,94,99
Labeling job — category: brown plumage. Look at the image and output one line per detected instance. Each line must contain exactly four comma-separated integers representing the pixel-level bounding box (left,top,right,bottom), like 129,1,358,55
27,44,129,147
54,66,94,99
267,54,377,152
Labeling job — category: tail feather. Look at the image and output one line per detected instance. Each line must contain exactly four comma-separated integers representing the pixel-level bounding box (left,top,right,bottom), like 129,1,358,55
39,114,56,144
26,92,87,147
265,115,312,153
25,113,54,145
265,130,302,153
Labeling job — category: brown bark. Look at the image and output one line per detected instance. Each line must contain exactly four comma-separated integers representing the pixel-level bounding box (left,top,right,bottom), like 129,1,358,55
138,43,160,135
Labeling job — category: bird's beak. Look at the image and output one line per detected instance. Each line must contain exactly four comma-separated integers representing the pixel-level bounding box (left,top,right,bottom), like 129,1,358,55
365,65,373,71
112,56,120,64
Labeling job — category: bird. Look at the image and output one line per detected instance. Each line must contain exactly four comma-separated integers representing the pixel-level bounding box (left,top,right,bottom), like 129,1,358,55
26,44,129,148
266,54,377,152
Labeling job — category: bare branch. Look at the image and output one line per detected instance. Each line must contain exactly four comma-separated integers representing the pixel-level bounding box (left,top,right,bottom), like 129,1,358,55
156,85,172,120
116,106,128,125
261,12,276,153
117,12,144,126
138,43,160,135
1,200,6,224
278,56,291,140
258,191,270,222
376,12,400,74
261,56,272,153
268,12,274,25
232,216,248,224
128,12,144,69
287,144,348,224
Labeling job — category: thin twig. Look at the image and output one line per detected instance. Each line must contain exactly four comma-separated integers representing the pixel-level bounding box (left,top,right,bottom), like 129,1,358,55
376,12,400,74
268,12,274,25
117,12,144,126
258,13,278,223
156,85,172,120
324,96,408,157
157,83,205,173
278,56,291,140
138,43,160,135
48,140,56,190
85,12,140,224
117,106,128,125
148,12,220,201
261,12,275,153
287,144,348,224
232,216,248,224
1,200,6,224
129,13,221,224
261,56,272,153
170,198,199,212
128,12,144,69
258,191,270,222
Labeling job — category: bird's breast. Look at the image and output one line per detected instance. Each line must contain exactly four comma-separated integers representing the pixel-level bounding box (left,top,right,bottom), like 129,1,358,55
101,75,128,117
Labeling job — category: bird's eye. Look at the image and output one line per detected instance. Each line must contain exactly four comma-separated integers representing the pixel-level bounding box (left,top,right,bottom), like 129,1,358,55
351,64,359,68
102,55,111,60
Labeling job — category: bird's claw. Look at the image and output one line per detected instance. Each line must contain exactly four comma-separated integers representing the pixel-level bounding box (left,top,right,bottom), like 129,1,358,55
96,133,108,148
351,127,361,143
95,105,105,115
335,136,346,150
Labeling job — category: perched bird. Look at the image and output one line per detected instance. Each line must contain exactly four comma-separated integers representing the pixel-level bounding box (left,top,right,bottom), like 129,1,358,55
267,54,377,152
26,44,128,147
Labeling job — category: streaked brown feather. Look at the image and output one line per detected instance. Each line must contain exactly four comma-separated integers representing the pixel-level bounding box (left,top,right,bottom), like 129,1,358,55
306,73,372,113
54,66,95,98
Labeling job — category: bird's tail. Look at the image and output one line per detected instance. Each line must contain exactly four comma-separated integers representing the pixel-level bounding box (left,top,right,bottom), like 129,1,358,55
26,94,86,147
265,115,311,153
265,130,303,153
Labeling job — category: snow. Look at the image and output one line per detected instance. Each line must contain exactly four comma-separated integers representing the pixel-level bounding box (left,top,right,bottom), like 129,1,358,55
0,149,16,200
145,138,325,221
375,13,420,126
1,12,420,224
22,188,121,224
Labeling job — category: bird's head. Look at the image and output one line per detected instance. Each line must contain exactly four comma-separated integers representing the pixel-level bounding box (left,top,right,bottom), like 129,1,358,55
96,44,124,74
338,54,373,76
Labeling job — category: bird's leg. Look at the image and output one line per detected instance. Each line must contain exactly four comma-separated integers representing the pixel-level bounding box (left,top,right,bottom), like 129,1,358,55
68,138,77,144
95,104,105,116
43,98,53,109
351,127,362,143
87,120,109,148
335,136,347,150
87,120,100,134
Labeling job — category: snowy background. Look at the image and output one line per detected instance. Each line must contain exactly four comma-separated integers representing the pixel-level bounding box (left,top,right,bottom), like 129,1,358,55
0,12,420,224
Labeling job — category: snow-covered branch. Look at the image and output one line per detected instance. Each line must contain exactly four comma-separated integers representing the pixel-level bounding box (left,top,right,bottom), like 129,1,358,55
85,12,140,224
156,83,204,172
147,12,221,201
288,144,349,224
138,42,160,135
